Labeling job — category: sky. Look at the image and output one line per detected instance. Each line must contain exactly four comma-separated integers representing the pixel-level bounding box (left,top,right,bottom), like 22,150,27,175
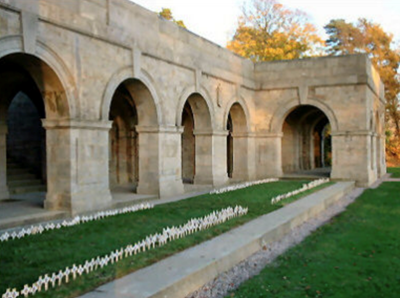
130,0,400,48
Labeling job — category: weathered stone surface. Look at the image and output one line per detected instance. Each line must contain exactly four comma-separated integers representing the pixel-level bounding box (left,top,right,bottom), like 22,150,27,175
0,0,385,213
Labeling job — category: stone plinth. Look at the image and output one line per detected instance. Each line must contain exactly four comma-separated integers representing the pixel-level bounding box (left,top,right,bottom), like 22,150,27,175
253,133,283,179
136,126,184,198
43,119,113,215
331,131,378,187
193,130,229,187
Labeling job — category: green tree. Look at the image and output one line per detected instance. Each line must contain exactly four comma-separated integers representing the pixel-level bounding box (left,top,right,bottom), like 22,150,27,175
325,19,400,138
159,8,187,29
227,0,323,62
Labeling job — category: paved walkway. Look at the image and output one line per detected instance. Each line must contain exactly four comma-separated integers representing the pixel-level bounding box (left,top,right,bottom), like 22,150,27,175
369,173,400,189
0,185,211,232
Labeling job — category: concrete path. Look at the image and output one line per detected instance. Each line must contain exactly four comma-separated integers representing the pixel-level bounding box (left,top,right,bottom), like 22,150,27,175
0,187,211,232
78,181,355,298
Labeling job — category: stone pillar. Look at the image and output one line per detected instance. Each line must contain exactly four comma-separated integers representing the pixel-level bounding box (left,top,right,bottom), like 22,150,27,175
331,131,376,187
377,135,387,178
135,126,159,195
159,126,185,197
211,130,230,187
193,129,229,187
231,132,249,181
253,133,283,179
136,126,184,197
43,120,113,215
0,122,9,201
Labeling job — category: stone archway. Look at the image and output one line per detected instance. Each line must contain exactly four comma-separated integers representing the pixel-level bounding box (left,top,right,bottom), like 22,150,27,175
180,93,213,185
281,105,332,177
109,81,139,191
0,53,70,204
181,102,195,183
226,103,249,181
107,78,159,195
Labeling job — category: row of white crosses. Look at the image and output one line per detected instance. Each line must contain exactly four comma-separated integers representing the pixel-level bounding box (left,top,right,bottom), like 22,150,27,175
0,203,154,243
210,178,279,195
271,178,330,205
2,206,248,298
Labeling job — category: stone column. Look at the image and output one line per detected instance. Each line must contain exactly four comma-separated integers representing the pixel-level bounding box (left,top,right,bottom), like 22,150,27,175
135,126,160,195
377,134,387,178
0,122,9,201
158,126,185,197
136,126,185,197
330,131,376,187
231,132,250,181
43,120,113,215
211,130,230,187
193,129,229,187
253,132,283,179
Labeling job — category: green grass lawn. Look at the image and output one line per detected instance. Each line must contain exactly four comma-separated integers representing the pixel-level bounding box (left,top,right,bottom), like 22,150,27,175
228,182,400,298
387,167,400,178
0,180,330,298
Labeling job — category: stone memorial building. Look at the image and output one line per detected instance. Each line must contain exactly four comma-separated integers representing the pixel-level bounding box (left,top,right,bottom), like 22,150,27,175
0,0,386,215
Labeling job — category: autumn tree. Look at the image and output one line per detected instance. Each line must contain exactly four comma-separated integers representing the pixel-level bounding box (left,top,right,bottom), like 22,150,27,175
159,8,186,29
325,19,400,142
227,0,323,62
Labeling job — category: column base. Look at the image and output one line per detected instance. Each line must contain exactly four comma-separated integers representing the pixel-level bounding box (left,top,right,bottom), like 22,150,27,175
159,176,184,198
0,186,10,201
45,190,113,216
194,174,229,187
137,182,159,196
232,172,250,182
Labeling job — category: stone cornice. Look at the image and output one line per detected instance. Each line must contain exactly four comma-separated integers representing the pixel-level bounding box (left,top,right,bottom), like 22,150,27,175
248,132,283,138
42,119,112,130
193,129,229,136
331,130,375,137
135,126,183,134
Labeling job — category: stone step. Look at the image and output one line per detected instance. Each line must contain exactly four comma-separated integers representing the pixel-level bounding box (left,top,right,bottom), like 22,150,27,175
9,185,47,195
7,173,37,180
7,179,43,188
6,163,21,169
78,181,356,298
7,168,31,175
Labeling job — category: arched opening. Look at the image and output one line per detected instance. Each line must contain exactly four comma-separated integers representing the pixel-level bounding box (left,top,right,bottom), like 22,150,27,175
0,53,69,204
109,82,139,191
107,78,159,197
282,105,332,177
227,114,233,178
108,79,152,193
180,93,212,185
226,103,248,181
181,102,195,183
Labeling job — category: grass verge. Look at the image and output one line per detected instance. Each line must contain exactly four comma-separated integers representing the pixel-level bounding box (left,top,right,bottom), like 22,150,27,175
228,182,400,298
0,180,330,298
387,167,400,178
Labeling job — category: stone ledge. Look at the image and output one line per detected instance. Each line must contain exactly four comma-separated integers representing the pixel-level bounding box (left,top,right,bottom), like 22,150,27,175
78,181,355,298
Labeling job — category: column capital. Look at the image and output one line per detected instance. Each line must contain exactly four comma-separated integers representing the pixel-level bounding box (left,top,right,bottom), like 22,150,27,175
231,132,250,138
42,119,113,130
193,129,229,136
135,125,183,134
248,132,283,138
331,130,374,137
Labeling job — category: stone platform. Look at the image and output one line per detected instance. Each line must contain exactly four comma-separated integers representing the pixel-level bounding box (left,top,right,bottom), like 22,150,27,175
0,187,211,231
78,181,355,298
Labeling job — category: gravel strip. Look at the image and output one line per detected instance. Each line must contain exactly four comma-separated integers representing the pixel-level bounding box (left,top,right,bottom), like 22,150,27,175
186,187,365,298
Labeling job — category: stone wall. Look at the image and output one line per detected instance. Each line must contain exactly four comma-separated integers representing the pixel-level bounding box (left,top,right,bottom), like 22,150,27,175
0,0,386,214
